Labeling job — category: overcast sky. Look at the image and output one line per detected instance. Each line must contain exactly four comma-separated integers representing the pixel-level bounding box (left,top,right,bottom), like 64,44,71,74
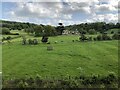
0,0,119,26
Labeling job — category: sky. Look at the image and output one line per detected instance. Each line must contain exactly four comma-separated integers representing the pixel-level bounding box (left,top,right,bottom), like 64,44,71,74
0,0,120,26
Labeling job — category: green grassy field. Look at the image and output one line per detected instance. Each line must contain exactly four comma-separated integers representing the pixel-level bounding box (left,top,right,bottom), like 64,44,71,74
2,35,118,79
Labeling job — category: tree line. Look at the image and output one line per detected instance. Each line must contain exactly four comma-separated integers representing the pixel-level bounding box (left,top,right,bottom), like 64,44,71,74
65,22,120,34
0,20,64,36
0,20,120,36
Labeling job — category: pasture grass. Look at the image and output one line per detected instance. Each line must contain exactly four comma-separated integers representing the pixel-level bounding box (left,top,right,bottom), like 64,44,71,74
2,35,118,79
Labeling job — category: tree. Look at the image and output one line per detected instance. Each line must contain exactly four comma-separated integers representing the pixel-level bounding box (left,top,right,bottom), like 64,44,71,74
88,29,96,35
112,34,120,40
96,33,111,41
2,28,10,35
22,36,27,45
44,25,57,36
102,33,111,40
78,28,87,34
79,34,87,41
28,39,33,44
33,39,38,45
111,31,114,34
56,23,65,35
41,36,48,43
34,25,44,37
96,35,102,41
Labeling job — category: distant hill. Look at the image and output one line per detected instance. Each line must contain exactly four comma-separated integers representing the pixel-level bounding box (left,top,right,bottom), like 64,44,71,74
0,20,120,34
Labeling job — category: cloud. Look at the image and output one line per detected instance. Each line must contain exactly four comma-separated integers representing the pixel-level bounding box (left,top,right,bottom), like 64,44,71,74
1,0,62,2
11,1,93,19
2,0,119,25
95,4,117,13
86,13,118,23
11,2,68,19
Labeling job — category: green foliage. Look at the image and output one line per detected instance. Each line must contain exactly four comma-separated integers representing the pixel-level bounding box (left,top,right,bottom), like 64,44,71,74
112,33,120,40
95,34,111,41
34,25,44,37
65,22,119,34
102,34,111,40
96,35,102,41
41,36,48,43
56,23,65,35
88,37,93,41
1,20,120,36
2,36,12,42
111,31,114,34
79,34,88,41
1,28,10,35
78,28,87,34
44,25,57,36
88,29,96,35
2,73,118,88
22,36,27,45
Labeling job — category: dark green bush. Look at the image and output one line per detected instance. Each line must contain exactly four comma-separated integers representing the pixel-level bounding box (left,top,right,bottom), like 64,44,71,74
2,28,10,35
2,74,118,88
112,33,120,40
96,35,102,41
102,34,111,40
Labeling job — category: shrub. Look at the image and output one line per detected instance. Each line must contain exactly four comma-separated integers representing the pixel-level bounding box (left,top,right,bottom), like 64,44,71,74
28,39,38,45
2,28,10,35
96,35,102,41
88,29,96,35
102,34,111,40
111,31,114,34
79,34,88,41
2,74,118,88
33,39,38,45
112,34,120,40
2,37,6,42
88,37,92,41
6,36,11,40
93,37,97,41
47,42,50,44
28,39,33,44
22,37,27,45
41,36,48,43
96,34,111,41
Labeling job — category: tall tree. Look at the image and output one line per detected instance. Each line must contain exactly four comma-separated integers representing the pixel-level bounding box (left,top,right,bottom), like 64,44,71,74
56,23,65,35
34,25,44,37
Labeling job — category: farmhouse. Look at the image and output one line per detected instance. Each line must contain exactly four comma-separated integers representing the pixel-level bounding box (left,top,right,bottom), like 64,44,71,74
62,30,79,35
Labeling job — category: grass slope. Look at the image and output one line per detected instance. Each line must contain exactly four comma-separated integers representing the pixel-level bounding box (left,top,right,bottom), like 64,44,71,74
2,35,118,79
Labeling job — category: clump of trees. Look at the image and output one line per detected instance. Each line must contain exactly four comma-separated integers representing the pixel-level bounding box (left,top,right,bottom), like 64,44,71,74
22,36,27,45
0,27,19,35
28,39,38,45
22,37,38,45
79,34,88,41
1,20,120,37
65,22,120,34
112,33,120,40
28,24,63,37
34,25,44,37
96,33,111,41
88,29,96,35
79,32,119,42
1,28,10,35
